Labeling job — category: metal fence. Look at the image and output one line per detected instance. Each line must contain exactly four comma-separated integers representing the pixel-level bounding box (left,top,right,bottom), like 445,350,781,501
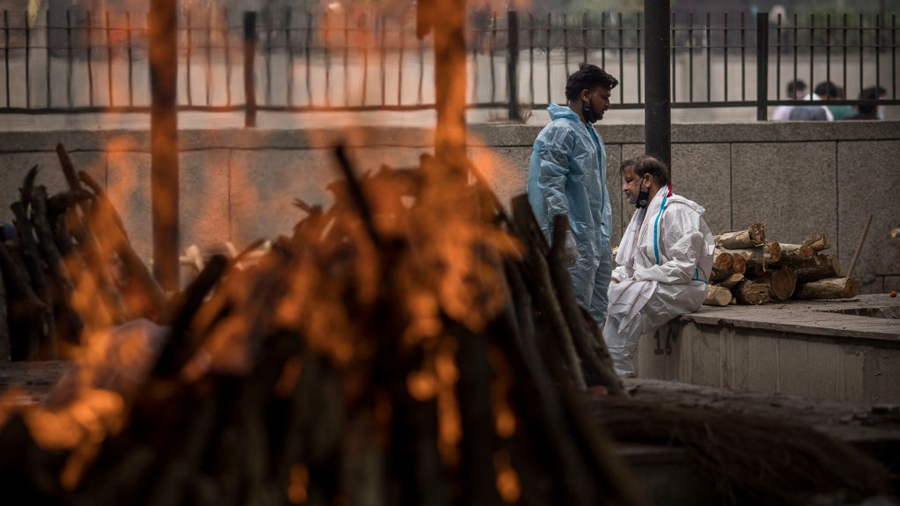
0,8,897,122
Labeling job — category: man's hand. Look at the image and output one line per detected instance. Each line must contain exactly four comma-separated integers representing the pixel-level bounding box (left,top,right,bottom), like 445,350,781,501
564,230,577,266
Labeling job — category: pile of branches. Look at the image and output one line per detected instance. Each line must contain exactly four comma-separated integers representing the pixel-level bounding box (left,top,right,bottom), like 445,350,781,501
0,148,891,506
0,147,643,506
0,144,167,362
705,223,858,306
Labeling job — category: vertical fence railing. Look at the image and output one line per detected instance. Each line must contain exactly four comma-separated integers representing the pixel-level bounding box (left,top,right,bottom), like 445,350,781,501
757,13,768,120
0,8,896,117
243,11,256,127
507,10,519,121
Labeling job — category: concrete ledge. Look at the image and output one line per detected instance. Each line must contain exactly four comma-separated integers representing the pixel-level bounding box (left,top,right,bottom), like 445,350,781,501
3,121,896,152
677,294,900,344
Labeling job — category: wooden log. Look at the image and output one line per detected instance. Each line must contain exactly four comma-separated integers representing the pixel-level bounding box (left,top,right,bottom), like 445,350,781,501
67,210,128,325
704,285,733,306
46,189,92,225
746,264,768,279
776,243,815,267
796,277,859,300
0,241,44,360
710,251,733,282
726,241,782,269
503,260,535,345
733,279,771,305
710,252,746,282
794,254,841,283
10,202,50,306
756,267,797,302
450,319,504,506
719,273,744,289
0,267,8,362
56,143,85,196
10,202,56,359
578,306,626,396
802,232,830,252
715,222,766,249
510,196,585,390
152,255,228,379
79,171,168,319
713,250,734,270
488,308,601,506
731,254,746,275
549,215,623,394
31,186,83,344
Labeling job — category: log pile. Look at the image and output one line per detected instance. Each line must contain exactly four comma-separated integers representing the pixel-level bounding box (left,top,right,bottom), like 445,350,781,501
0,145,167,362
0,148,647,506
0,151,890,506
705,224,858,306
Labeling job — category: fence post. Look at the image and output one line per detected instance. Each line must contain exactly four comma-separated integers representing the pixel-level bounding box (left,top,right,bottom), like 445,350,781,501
757,12,769,121
149,0,179,291
243,11,257,127
645,0,671,172
507,10,520,122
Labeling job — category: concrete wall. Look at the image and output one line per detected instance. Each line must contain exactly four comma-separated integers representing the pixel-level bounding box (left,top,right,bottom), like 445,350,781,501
0,121,897,292
635,321,900,405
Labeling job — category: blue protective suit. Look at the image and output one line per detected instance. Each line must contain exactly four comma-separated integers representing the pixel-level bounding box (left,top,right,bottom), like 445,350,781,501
527,103,614,327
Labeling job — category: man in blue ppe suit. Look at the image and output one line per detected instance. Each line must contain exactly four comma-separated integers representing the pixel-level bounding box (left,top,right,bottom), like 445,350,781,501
527,63,619,328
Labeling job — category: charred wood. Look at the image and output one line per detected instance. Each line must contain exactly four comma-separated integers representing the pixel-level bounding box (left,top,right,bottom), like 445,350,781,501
548,215,623,394
510,197,585,390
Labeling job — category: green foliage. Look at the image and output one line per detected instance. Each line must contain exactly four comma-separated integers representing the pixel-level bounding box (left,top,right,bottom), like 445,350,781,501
792,0,893,15
565,0,643,13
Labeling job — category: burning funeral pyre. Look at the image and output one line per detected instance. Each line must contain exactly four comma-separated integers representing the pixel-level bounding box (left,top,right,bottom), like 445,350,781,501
0,143,893,506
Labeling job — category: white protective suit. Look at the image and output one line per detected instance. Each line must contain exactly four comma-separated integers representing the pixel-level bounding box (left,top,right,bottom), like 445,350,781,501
603,185,714,376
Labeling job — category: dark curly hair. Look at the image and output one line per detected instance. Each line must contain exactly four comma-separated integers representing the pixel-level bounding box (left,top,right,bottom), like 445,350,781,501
564,63,619,101
620,155,671,186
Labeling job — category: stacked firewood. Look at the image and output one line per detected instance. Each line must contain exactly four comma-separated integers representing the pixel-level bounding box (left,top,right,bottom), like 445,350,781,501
0,144,167,362
0,150,891,506
705,223,858,306
0,147,648,506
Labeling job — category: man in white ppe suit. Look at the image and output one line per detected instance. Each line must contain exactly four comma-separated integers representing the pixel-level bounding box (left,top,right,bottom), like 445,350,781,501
604,156,714,376
527,63,619,327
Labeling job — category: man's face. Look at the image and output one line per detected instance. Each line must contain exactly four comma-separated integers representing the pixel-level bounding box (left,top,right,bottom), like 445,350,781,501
792,87,806,99
582,86,612,121
622,165,647,206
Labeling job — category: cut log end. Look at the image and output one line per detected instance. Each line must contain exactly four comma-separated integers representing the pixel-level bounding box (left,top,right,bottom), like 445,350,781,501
704,285,733,306
758,267,797,302
715,222,766,249
734,279,771,305
802,232,831,252
796,277,859,300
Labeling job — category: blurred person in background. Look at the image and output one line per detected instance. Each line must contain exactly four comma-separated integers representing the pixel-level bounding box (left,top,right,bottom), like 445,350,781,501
827,87,857,120
847,87,886,120
789,81,839,121
772,79,807,120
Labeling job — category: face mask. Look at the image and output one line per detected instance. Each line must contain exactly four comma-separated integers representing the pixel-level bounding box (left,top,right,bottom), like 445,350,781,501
582,96,597,124
635,176,650,209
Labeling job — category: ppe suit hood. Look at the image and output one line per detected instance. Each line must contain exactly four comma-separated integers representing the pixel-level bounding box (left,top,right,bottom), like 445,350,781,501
665,194,706,216
548,103,581,122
